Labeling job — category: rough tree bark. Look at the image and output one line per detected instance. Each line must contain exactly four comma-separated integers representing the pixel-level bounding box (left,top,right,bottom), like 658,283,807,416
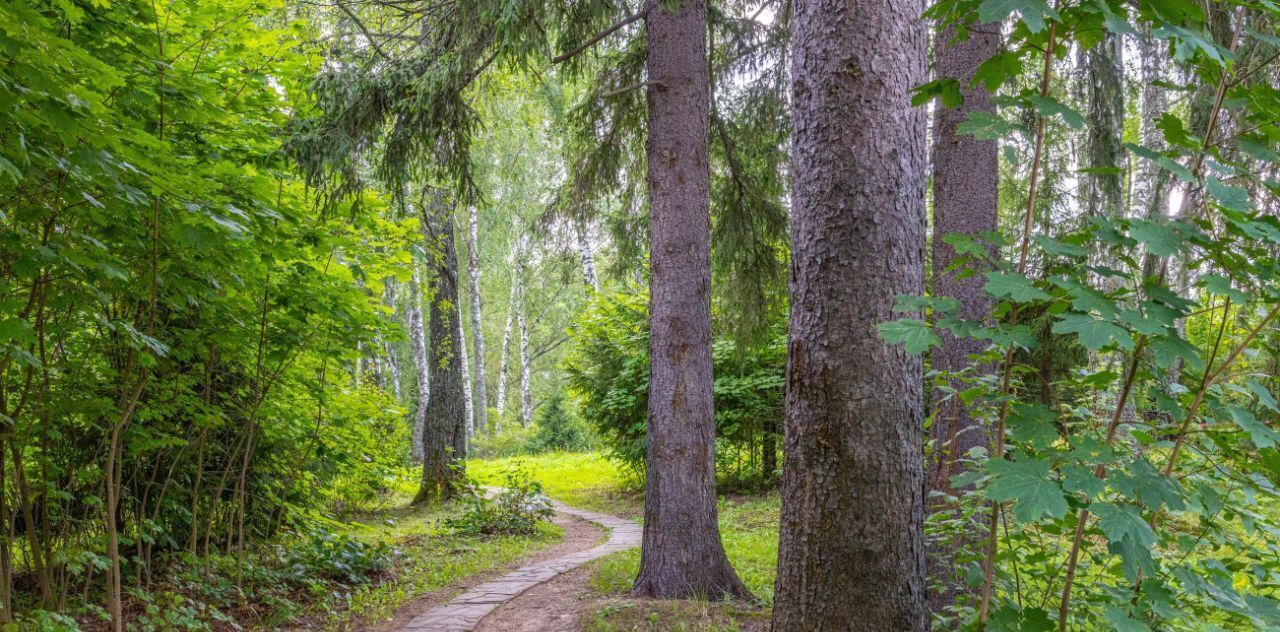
467,205,490,432
926,19,1000,613
631,0,750,601
414,193,467,504
408,264,430,462
1080,32,1124,219
771,0,928,628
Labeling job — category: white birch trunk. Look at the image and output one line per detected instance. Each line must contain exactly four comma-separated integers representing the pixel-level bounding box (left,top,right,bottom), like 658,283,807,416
408,264,430,461
576,217,599,291
467,205,489,434
518,287,532,427
458,304,475,437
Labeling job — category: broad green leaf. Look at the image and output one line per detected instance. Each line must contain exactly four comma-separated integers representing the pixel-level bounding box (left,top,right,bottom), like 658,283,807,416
1028,95,1087,129
1247,379,1279,413
986,458,1068,522
1150,334,1204,371
984,271,1051,302
957,111,1024,140
1062,464,1105,499
1052,313,1134,351
1093,502,1156,548
1007,402,1059,449
1200,274,1249,303
910,78,962,108
1128,219,1185,257
1205,176,1251,212
878,318,940,355
977,0,1057,32
1229,407,1280,449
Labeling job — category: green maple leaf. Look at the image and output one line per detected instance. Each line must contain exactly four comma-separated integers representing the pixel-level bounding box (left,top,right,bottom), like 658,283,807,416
1129,219,1186,257
1205,176,1251,212
877,318,939,355
1228,406,1280,449
977,0,1057,32
984,271,1051,302
1093,502,1156,549
1052,313,1134,351
986,458,1068,522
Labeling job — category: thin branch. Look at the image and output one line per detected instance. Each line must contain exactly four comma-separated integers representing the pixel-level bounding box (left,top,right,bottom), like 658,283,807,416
552,8,646,64
336,1,392,62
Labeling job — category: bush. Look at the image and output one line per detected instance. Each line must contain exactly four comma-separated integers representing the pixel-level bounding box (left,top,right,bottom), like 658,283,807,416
529,392,592,453
562,291,785,486
470,423,538,458
445,467,555,536
281,527,401,585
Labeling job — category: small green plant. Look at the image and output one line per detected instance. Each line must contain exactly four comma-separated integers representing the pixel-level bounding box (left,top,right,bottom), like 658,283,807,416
281,527,402,585
446,467,555,536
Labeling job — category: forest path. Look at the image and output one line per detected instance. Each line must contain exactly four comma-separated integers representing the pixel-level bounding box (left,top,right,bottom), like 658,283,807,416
395,499,641,632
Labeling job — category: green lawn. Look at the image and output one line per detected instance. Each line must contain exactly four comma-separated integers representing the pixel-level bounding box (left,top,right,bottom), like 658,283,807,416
468,452,779,631
317,480,563,630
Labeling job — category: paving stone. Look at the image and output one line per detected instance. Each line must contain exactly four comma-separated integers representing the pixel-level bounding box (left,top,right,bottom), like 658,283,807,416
397,494,641,631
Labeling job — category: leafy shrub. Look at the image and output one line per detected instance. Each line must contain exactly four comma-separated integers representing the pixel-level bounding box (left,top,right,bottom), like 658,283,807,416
529,391,592,453
470,423,538,458
445,468,555,536
562,291,785,484
281,527,401,585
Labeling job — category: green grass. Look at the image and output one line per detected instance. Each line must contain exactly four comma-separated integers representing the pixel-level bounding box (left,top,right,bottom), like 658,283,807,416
468,452,779,631
317,486,563,630
468,451,645,518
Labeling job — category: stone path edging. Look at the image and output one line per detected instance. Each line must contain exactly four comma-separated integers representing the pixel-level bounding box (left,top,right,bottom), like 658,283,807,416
399,499,641,631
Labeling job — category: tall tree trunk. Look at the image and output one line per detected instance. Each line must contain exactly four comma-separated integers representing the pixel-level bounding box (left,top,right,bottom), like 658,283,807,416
772,0,929,628
467,205,490,432
928,22,1000,494
577,216,600,291
926,18,1000,613
1079,33,1125,219
408,264,430,462
458,305,475,436
496,233,525,419
414,193,467,504
631,0,749,601
518,287,532,427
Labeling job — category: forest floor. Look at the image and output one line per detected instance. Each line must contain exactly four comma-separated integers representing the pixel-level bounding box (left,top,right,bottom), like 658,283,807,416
461,453,778,632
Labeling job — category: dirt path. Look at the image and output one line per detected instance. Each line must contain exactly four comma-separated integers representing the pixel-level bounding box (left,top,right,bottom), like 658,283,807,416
395,501,641,632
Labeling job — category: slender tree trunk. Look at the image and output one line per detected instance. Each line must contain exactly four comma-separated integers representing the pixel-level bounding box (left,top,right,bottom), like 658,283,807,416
576,216,600,291
414,193,467,504
631,0,749,601
458,306,475,436
408,264,430,462
518,288,532,427
467,205,490,432
926,19,1000,613
496,234,524,419
772,0,929,628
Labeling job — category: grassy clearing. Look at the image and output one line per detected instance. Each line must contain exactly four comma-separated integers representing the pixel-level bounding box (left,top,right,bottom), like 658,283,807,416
469,452,780,631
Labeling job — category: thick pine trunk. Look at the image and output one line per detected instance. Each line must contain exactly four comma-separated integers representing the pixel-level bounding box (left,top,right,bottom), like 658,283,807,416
772,0,928,628
1080,33,1125,219
631,0,749,601
467,205,490,432
927,20,1000,614
928,23,999,493
408,265,430,462
414,194,467,504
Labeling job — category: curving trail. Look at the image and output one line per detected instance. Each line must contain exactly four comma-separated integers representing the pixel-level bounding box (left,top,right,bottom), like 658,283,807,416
397,500,641,632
